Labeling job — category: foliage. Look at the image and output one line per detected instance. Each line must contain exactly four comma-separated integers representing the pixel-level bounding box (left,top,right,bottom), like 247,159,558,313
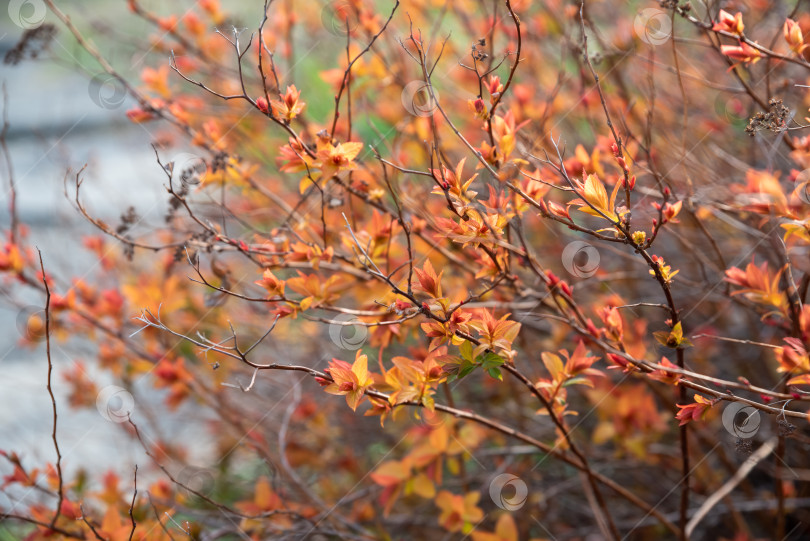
3,0,810,539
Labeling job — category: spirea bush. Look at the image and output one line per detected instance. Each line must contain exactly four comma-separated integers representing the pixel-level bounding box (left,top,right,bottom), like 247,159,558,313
2,0,810,539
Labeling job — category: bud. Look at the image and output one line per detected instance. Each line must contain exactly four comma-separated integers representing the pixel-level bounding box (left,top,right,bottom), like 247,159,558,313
784,18,807,55
158,16,177,32
606,353,632,370
548,201,571,220
394,299,412,313
468,97,489,120
712,10,744,35
256,97,270,114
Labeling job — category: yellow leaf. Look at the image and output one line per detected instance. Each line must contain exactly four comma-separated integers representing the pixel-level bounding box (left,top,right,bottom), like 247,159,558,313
299,176,313,194
542,352,564,381
787,374,810,386
253,476,276,510
411,472,436,498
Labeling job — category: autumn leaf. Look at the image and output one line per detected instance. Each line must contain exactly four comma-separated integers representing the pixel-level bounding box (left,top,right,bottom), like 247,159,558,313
568,173,621,222
712,10,744,34
437,209,508,247
98,505,133,541
236,476,281,514
277,137,314,174
431,158,478,206
435,490,484,534
721,42,762,65
781,220,810,243
653,322,692,349
725,260,788,317
286,271,341,311
489,110,529,161
649,357,681,385
324,350,375,411
675,395,716,426
316,141,364,180
383,356,441,409
142,65,171,98
787,374,810,386
255,269,286,297
784,18,808,55
413,259,443,298
271,85,306,121
471,513,520,541
467,310,521,360
649,255,679,284
287,241,333,270
370,459,412,515
777,338,810,373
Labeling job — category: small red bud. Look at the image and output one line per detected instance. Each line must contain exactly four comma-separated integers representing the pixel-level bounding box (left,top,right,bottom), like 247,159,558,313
607,353,629,367
256,97,269,114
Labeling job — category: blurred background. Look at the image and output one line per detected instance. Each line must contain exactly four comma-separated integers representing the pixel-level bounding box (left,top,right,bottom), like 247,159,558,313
0,0,207,510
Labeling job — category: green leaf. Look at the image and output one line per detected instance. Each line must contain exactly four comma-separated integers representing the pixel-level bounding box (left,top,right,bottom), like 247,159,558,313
562,376,592,388
479,352,505,369
457,361,477,379
486,367,503,380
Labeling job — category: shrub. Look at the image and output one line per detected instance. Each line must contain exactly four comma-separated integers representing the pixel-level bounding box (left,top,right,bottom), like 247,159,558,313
2,0,810,539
